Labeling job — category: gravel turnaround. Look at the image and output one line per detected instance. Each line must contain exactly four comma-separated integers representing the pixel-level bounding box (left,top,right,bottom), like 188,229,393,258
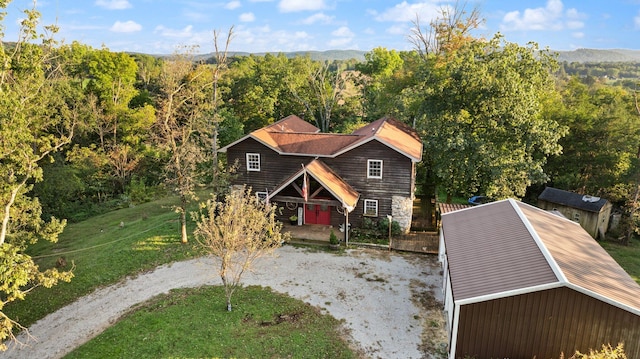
2,245,443,359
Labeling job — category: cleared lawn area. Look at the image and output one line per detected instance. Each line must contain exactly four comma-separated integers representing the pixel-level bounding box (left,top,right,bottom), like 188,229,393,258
65,286,356,359
601,239,640,284
5,195,204,329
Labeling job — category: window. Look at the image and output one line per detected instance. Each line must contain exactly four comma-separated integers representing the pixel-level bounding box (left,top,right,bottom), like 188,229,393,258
255,192,268,201
364,199,378,217
246,153,260,171
367,159,383,179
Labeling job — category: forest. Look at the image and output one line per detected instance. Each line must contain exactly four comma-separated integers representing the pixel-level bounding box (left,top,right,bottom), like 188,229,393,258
3,4,640,238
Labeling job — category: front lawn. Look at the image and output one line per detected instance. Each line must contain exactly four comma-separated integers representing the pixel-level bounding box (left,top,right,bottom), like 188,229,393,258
65,286,356,359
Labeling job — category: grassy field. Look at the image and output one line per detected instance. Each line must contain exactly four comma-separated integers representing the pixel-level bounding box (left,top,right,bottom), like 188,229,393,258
6,195,205,328
65,286,355,359
601,239,640,284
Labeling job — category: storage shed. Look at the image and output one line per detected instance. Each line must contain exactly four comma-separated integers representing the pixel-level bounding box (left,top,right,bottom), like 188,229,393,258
538,186,612,239
439,199,640,359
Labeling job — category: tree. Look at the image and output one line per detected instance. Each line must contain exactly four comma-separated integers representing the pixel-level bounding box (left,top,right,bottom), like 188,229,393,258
0,1,74,350
290,59,350,132
194,186,289,311
154,49,212,243
417,33,566,201
568,343,627,359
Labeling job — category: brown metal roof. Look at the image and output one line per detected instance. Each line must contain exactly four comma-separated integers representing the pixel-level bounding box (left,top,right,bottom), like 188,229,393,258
519,202,640,312
438,202,472,214
442,199,640,314
263,115,320,133
223,115,423,160
441,200,558,301
254,131,362,156
305,159,359,211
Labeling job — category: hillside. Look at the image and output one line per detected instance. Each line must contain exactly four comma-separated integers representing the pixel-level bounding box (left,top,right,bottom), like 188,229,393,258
555,48,640,63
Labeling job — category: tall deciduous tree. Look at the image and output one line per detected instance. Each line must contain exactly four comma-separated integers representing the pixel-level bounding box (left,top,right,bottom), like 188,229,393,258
0,1,73,349
194,186,288,311
154,49,212,243
417,33,566,200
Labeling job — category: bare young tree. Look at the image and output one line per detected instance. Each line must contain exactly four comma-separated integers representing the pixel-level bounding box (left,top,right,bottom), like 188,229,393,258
154,48,212,243
194,186,289,311
211,26,234,184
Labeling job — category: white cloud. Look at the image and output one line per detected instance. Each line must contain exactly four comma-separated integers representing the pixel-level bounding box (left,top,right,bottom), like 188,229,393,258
386,24,407,35
239,12,255,22
363,27,375,35
154,25,194,38
500,0,585,31
232,25,315,52
95,0,131,10
635,11,640,29
572,32,584,38
110,20,141,33
279,0,325,13
300,12,334,25
375,1,442,22
332,26,353,37
225,1,241,10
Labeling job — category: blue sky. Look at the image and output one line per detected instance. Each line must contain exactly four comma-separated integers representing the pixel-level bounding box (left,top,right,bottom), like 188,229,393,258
3,0,640,54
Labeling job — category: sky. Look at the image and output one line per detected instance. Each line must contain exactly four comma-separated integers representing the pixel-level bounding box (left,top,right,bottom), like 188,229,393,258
3,0,640,54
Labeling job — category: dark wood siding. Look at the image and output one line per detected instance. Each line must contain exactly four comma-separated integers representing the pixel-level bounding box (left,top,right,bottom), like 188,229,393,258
226,138,416,229
227,138,315,193
325,140,414,228
455,287,640,359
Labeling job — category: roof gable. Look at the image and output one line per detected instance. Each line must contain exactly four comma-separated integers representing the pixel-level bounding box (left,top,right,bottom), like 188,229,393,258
442,199,640,314
538,187,609,213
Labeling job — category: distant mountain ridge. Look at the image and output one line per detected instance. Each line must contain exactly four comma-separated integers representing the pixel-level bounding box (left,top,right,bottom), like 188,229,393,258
555,49,640,63
194,48,640,64
194,50,367,62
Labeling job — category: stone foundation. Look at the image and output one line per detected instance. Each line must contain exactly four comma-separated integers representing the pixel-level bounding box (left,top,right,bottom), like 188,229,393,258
392,195,413,233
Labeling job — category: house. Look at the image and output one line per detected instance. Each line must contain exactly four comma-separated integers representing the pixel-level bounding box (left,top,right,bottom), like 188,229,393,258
439,199,640,359
537,186,612,239
219,115,423,235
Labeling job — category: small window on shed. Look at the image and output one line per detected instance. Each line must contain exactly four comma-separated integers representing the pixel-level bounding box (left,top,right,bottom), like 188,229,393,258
246,153,260,172
367,159,383,179
364,199,378,217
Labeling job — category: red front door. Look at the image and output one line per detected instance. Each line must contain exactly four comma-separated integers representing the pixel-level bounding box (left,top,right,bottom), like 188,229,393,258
304,204,331,225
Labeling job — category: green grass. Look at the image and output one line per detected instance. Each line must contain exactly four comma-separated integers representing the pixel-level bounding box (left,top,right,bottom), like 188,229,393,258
601,239,640,284
65,286,355,359
5,195,205,328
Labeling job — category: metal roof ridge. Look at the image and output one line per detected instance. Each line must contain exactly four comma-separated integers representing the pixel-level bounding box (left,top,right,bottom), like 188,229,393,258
509,199,568,284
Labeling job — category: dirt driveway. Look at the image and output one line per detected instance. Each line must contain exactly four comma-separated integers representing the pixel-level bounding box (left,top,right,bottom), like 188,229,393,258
2,245,445,359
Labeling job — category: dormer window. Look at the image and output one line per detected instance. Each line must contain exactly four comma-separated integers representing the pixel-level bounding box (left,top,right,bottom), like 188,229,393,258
246,153,260,172
367,159,383,179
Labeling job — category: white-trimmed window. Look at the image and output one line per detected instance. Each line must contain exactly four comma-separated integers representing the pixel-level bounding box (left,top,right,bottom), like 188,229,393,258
246,153,260,171
364,199,378,217
367,159,383,179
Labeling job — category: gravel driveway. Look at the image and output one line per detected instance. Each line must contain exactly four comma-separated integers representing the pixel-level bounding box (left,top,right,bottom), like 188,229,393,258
2,245,444,359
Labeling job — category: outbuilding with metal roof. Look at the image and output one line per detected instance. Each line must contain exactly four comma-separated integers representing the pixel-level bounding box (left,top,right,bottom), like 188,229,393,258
439,199,640,358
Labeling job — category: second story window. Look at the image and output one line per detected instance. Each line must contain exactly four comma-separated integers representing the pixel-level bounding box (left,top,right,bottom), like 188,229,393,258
246,153,260,171
367,159,383,179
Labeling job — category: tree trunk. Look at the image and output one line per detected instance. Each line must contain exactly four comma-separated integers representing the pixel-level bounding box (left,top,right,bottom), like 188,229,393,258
180,195,188,244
